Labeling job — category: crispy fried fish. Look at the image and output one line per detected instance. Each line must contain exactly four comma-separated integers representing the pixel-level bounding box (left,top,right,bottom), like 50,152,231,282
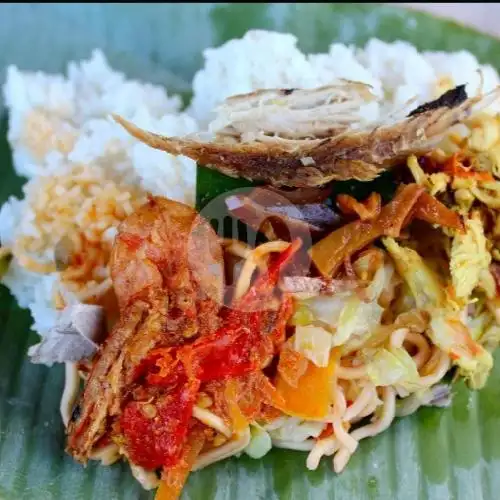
66,197,224,462
113,84,499,187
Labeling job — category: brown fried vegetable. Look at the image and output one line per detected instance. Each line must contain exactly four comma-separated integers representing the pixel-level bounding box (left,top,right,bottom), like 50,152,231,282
336,192,382,221
309,184,464,277
310,184,426,276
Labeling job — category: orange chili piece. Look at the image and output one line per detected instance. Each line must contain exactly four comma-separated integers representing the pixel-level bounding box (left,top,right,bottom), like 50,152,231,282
336,192,382,221
442,152,494,182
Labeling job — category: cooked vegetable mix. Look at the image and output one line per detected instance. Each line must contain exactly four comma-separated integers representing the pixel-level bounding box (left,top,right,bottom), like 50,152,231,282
4,23,500,500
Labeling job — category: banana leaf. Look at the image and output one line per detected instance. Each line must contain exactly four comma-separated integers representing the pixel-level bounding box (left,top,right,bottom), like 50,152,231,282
1,4,500,500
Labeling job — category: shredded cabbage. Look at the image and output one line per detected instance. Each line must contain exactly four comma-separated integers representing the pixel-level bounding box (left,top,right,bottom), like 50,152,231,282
429,311,493,389
466,310,492,342
290,304,316,326
268,417,324,443
297,293,384,353
459,349,493,389
364,347,420,389
480,268,497,299
430,312,472,356
479,323,500,352
384,237,492,389
450,217,491,300
244,424,272,459
383,237,445,309
293,326,332,367
305,294,348,325
334,296,384,351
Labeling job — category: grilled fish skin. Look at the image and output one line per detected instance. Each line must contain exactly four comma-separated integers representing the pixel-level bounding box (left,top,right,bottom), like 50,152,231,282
113,84,498,187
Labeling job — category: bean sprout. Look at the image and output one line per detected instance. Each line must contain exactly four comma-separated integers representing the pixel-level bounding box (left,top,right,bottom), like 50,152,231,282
192,406,232,438
60,362,80,428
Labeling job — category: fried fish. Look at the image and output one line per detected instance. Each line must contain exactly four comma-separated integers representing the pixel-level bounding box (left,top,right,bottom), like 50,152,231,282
113,83,498,187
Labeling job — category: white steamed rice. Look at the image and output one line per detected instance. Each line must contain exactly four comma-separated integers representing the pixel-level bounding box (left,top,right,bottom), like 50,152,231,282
0,50,198,338
189,30,500,125
1,29,500,345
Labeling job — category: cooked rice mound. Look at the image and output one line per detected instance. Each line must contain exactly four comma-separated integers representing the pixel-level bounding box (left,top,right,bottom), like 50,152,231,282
190,31,500,125
0,50,198,337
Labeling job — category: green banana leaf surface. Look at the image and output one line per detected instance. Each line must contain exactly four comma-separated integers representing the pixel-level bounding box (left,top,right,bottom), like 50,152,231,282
1,3,500,500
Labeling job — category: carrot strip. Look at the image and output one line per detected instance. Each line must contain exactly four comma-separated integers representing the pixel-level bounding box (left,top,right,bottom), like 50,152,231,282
156,428,206,500
413,191,464,232
442,152,494,181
